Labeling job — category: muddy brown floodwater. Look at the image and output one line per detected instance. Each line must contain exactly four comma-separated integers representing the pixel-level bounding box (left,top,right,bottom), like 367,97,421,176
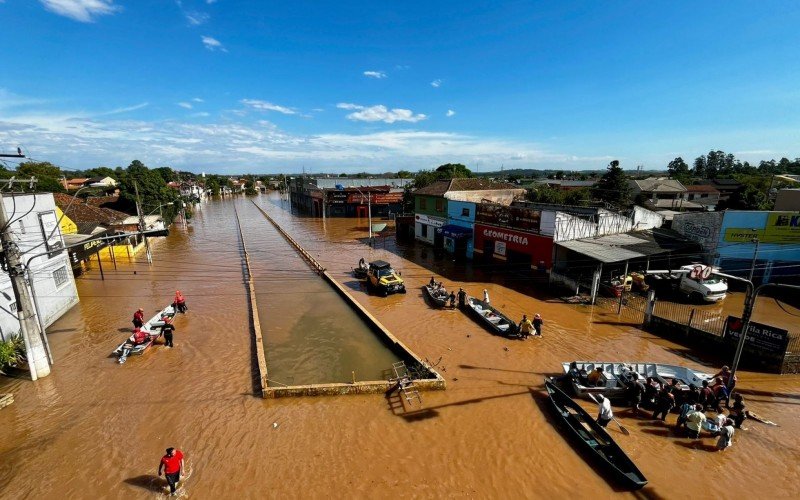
1,192,799,499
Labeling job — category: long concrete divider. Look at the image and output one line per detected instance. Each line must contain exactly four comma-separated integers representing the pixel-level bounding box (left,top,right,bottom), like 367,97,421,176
249,200,446,398
233,205,269,396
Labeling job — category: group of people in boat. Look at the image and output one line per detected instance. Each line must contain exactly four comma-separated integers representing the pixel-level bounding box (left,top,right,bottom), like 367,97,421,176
428,277,457,307
573,363,743,451
126,291,188,352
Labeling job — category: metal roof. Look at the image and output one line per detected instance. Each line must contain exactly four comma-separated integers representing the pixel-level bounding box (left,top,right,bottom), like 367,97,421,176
556,228,701,263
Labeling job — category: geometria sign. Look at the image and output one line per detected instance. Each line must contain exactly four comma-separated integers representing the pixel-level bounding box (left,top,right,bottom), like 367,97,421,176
723,212,800,243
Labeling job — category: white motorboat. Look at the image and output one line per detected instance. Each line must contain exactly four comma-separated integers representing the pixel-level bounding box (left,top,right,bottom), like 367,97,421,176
561,361,714,399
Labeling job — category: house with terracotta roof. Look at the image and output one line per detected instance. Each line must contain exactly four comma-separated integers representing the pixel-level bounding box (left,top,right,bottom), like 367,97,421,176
684,184,721,211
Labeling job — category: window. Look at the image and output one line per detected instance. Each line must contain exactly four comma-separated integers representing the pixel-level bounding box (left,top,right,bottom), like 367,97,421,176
435,199,444,212
461,207,470,217
421,224,428,238
419,198,427,210
53,266,69,288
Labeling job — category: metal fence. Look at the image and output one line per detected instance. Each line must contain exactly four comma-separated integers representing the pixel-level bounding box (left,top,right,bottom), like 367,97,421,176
651,300,727,337
593,293,647,324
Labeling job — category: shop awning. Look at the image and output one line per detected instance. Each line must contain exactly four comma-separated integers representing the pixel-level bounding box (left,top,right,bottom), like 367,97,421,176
437,224,473,239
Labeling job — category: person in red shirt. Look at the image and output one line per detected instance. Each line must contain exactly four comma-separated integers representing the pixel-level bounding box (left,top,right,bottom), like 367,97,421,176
132,308,145,328
158,447,184,496
132,327,149,345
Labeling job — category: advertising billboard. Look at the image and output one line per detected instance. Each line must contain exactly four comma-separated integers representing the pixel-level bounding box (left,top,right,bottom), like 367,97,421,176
723,211,800,243
476,203,541,232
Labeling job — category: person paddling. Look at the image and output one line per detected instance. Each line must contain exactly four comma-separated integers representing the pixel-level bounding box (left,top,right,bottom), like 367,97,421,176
158,447,185,496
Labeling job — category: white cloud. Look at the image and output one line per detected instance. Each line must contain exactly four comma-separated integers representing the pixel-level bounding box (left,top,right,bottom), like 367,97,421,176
336,103,427,124
446,110,456,117
192,112,210,117
192,98,205,103
241,99,296,115
206,0,217,3
39,0,120,22
363,71,386,79
431,79,443,88
185,11,209,25
201,36,226,52
177,102,193,109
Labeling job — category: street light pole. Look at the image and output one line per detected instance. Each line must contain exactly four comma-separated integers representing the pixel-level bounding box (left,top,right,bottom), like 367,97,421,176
747,236,760,283
134,181,152,265
354,187,372,246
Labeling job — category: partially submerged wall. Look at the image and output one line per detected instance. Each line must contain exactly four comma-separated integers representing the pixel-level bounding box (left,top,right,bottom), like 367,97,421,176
249,200,446,398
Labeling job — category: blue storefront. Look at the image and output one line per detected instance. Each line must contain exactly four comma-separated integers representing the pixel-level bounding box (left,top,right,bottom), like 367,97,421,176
439,200,475,259
715,211,800,285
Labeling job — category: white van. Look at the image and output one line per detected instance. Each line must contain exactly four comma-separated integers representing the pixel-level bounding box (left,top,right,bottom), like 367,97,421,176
678,264,728,303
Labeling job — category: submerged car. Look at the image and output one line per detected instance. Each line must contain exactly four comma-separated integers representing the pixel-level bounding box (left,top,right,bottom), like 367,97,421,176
366,260,406,296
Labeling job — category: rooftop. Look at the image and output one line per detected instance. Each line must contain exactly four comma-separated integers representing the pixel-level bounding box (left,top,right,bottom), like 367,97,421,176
414,178,519,196
631,177,687,193
556,227,702,263
686,185,720,193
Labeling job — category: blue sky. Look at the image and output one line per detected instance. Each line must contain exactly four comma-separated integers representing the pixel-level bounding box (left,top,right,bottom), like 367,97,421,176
0,1,798,174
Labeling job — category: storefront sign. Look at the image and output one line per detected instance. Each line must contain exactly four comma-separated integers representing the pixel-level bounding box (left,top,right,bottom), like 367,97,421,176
415,214,446,228
476,203,541,232
724,316,789,355
724,212,800,243
347,192,403,204
328,191,347,204
474,223,553,267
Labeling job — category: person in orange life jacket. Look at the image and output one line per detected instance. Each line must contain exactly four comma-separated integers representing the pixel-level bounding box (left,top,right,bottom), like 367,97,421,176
158,447,185,496
132,308,145,328
173,290,187,313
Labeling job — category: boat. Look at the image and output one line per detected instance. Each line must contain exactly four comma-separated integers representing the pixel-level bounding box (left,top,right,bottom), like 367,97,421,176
464,297,519,337
113,304,177,364
561,361,714,399
352,258,369,280
423,284,449,308
544,378,648,490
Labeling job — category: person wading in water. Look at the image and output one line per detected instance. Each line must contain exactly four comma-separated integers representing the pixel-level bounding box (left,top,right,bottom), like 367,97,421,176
158,447,185,496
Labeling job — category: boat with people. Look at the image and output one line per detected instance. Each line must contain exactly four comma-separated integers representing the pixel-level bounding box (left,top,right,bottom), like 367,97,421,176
544,379,648,490
423,284,449,308
561,361,714,399
113,304,176,364
464,297,518,337
352,258,369,280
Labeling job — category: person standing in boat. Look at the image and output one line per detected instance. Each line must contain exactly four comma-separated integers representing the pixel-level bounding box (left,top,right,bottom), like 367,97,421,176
483,289,490,303
532,313,544,336
587,366,605,386
518,315,534,339
132,308,145,328
173,290,187,314
429,276,436,287
160,316,176,348
595,394,613,427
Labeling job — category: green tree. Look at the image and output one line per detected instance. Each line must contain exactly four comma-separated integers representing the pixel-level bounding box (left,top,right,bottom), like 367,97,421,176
396,170,414,179
692,156,707,178
16,161,65,193
592,160,631,208
435,163,472,178
527,184,565,204
116,160,180,223
667,157,690,182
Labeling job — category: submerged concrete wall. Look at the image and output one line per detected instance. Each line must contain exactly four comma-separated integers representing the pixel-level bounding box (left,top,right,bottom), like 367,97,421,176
249,200,446,398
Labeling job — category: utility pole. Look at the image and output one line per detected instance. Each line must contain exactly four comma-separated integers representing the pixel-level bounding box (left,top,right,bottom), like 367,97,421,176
0,177,51,380
134,181,153,264
747,236,760,283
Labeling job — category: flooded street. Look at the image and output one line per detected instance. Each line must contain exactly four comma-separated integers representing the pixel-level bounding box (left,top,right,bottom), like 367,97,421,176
1,192,799,499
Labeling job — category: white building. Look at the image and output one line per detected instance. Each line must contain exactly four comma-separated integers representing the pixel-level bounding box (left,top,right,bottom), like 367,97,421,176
0,193,79,341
